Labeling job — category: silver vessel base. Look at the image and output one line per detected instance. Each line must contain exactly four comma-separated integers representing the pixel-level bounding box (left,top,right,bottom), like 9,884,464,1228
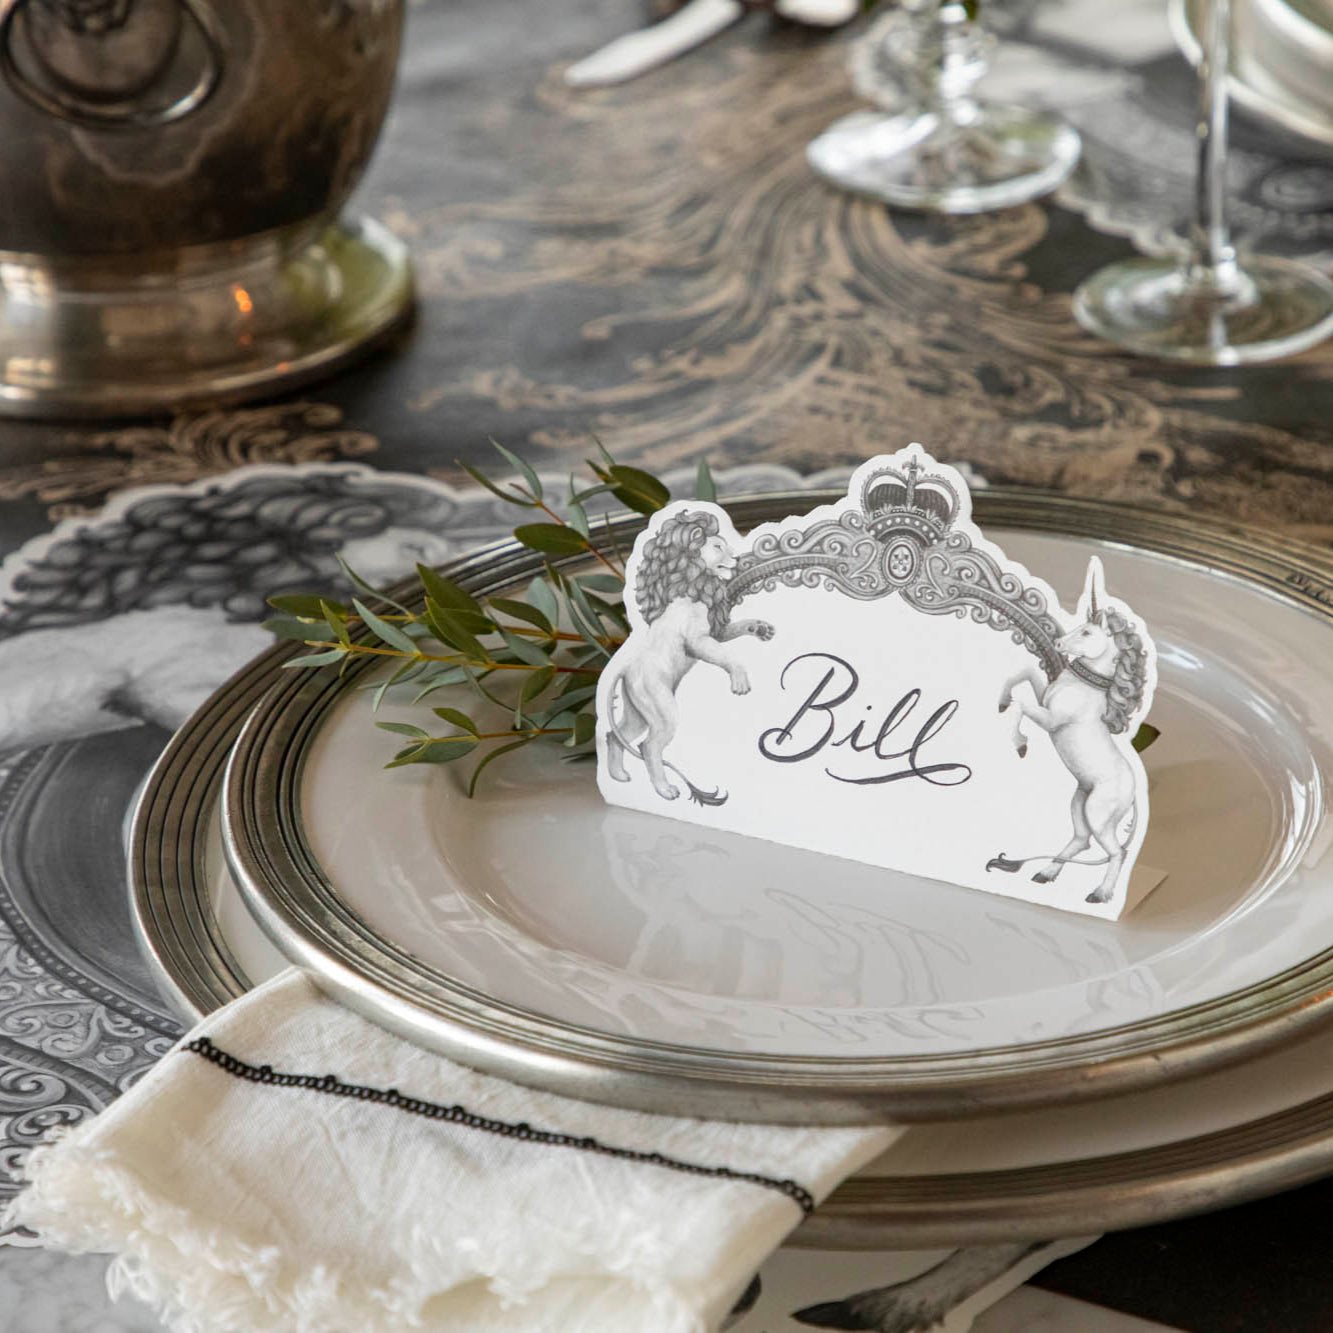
0,214,413,420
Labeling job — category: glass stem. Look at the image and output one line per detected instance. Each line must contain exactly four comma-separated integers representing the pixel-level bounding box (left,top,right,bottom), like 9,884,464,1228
934,1,984,128
1187,0,1241,294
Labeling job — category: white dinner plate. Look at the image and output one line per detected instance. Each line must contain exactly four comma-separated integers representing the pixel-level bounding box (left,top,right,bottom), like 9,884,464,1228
132,490,1333,1242
218,493,1333,1119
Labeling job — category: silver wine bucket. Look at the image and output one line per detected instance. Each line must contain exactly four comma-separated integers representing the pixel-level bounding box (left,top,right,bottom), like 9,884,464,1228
0,0,413,417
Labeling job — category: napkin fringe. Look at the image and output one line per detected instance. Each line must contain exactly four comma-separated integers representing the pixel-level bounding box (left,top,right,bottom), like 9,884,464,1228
8,1128,713,1333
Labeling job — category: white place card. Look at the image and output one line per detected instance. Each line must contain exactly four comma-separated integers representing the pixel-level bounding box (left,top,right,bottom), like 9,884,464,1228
595,445,1160,919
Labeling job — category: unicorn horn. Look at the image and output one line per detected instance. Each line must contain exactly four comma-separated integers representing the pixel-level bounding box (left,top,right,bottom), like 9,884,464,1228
1084,557,1105,623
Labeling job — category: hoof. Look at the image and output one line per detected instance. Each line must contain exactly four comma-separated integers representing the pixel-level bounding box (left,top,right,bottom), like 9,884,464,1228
1017,743,1027,759
998,700,1009,713
1032,871,1054,885
1085,890,1112,904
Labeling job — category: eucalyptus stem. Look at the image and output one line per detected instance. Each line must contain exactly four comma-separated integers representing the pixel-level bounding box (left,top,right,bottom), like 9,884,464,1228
307,640,600,675
534,496,625,580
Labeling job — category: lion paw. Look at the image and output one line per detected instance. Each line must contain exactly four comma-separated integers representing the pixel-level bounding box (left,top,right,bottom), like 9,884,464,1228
753,621,775,641
730,673,751,695
653,781,681,801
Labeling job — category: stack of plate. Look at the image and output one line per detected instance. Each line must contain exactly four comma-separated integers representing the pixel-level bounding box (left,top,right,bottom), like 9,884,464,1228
131,491,1333,1249
1173,0,1333,149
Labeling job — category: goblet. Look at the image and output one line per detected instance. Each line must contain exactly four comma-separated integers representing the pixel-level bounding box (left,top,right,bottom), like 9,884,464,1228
1072,0,1333,364
807,0,1081,214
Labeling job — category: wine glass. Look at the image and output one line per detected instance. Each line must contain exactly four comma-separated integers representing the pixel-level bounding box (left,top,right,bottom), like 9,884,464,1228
1072,0,1333,364
807,0,1081,214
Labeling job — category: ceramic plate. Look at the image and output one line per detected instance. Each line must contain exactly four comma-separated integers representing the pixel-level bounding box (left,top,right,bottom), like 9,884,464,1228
131,490,1333,1242
216,492,1333,1124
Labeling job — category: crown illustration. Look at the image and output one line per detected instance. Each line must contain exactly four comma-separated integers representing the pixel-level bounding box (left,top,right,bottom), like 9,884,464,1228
861,454,960,546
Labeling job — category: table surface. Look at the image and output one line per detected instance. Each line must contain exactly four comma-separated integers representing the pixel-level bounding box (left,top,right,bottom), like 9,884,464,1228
4,2,1333,1329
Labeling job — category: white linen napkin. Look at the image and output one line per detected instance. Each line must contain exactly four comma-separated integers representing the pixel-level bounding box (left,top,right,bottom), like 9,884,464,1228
6,968,896,1333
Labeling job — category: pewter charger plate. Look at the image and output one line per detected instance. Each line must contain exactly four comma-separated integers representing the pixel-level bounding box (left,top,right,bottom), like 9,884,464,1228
215,493,1333,1124
132,490,1333,1243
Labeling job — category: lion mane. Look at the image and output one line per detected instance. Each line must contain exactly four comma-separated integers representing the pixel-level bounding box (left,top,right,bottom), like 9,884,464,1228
634,510,733,638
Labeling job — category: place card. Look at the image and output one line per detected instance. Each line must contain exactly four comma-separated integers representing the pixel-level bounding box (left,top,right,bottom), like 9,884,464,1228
595,444,1161,919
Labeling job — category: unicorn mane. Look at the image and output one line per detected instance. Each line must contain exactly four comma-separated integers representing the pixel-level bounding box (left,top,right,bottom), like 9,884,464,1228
1101,608,1148,734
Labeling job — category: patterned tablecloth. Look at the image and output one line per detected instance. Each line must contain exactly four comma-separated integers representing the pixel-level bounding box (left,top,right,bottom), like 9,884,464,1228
3,1,1333,1328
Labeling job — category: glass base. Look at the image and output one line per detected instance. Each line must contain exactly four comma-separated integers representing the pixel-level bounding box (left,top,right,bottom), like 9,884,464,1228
807,105,1082,214
1073,255,1333,365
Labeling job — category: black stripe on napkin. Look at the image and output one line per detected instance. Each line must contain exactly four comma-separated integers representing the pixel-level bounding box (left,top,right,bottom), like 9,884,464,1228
183,1036,816,1215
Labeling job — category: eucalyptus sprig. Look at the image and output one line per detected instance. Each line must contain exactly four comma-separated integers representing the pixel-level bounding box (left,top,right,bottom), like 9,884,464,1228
262,442,717,793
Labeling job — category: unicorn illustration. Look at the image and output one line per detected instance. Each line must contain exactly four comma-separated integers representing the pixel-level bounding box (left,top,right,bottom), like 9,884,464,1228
986,558,1153,906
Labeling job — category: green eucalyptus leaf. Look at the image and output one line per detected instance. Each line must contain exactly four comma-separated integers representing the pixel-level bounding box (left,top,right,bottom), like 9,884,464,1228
694,459,717,503
498,626,550,667
519,664,556,706
432,706,479,735
385,736,479,769
574,573,624,595
564,602,608,657
337,557,411,616
354,599,417,654
566,501,591,539
268,594,348,619
490,438,544,502
281,648,347,669
417,564,482,615
425,598,488,661
410,666,471,703
262,615,337,643
549,680,597,709
1131,722,1160,753
458,459,539,508
513,523,590,556
565,579,614,656
605,463,669,515
488,596,554,636
448,607,498,636
567,712,596,747
526,577,560,627
321,600,351,647
568,481,618,504
366,658,429,709
375,720,429,738
467,736,534,797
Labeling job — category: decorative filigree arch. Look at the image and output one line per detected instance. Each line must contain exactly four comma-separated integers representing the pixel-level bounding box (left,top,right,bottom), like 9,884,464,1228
728,508,1066,680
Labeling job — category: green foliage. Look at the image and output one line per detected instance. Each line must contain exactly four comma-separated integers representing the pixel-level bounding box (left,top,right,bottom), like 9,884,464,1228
1131,722,1160,754
269,438,658,793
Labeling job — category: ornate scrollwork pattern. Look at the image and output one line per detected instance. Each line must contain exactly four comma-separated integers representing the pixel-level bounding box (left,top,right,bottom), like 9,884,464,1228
730,512,883,601
729,497,1065,676
904,535,1065,678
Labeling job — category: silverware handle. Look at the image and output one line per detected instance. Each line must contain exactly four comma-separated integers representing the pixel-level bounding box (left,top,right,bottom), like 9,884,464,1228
0,0,225,130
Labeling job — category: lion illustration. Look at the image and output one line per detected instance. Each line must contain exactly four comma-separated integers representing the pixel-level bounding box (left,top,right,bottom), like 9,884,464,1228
601,508,773,805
